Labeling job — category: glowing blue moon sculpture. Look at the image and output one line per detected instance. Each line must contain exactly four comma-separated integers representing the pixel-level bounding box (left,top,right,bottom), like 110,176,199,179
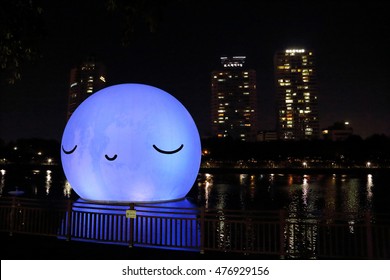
61,84,201,203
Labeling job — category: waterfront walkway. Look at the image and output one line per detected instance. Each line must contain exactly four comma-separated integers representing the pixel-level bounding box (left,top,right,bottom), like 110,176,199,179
0,233,274,260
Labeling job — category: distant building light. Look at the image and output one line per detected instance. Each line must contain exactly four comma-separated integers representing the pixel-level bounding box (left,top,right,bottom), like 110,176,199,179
285,49,305,53
70,82,78,88
99,76,106,83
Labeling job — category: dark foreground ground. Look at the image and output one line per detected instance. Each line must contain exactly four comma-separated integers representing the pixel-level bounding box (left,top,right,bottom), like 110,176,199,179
0,233,278,260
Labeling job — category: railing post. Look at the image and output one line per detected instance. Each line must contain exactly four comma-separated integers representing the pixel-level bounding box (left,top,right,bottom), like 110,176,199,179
128,203,135,248
365,212,374,259
200,206,205,254
244,216,250,255
9,196,16,236
66,199,72,241
279,209,286,259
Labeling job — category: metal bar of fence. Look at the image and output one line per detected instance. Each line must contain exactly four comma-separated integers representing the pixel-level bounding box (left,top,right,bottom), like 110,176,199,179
279,210,286,257
129,203,134,248
365,213,373,259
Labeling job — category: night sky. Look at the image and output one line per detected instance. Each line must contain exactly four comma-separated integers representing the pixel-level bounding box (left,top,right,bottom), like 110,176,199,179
1,0,389,142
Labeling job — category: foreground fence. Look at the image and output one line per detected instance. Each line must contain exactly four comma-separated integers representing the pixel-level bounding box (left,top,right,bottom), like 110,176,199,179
1,197,389,259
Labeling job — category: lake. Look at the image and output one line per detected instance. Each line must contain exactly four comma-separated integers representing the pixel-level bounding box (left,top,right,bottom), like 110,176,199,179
1,166,390,215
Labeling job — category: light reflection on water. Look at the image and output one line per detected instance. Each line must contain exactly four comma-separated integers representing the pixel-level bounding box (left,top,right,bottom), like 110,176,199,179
45,170,52,195
194,173,383,214
63,180,72,198
0,169,5,196
366,174,373,207
0,167,75,199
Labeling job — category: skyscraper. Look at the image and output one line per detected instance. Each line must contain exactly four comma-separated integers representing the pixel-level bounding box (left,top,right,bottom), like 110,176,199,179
274,49,319,140
211,56,257,141
66,57,107,120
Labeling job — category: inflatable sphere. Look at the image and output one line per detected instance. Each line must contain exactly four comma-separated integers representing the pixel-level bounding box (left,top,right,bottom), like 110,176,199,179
61,83,201,203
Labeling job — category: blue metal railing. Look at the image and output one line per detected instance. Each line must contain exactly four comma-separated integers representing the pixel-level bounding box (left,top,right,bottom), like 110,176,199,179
0,197,389,259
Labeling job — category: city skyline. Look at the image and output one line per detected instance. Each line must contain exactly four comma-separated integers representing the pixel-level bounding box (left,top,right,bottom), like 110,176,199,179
1,0,389,142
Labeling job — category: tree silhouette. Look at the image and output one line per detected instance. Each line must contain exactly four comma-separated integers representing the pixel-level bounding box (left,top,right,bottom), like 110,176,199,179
0,0,44,84
106,0,178,45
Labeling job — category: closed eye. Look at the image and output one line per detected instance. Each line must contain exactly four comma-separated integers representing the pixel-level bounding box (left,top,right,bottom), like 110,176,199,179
153,144,184,154
62,145,77,154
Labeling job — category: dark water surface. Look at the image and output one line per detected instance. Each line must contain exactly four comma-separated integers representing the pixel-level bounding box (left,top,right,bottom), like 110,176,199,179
1,166,389,214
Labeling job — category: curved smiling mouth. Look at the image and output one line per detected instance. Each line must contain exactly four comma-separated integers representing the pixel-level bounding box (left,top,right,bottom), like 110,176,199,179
105,154,118,161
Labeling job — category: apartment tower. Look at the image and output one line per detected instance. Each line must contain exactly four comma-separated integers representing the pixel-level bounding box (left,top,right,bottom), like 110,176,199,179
211,56,257,141
274,49,319,140
66,57,107,120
